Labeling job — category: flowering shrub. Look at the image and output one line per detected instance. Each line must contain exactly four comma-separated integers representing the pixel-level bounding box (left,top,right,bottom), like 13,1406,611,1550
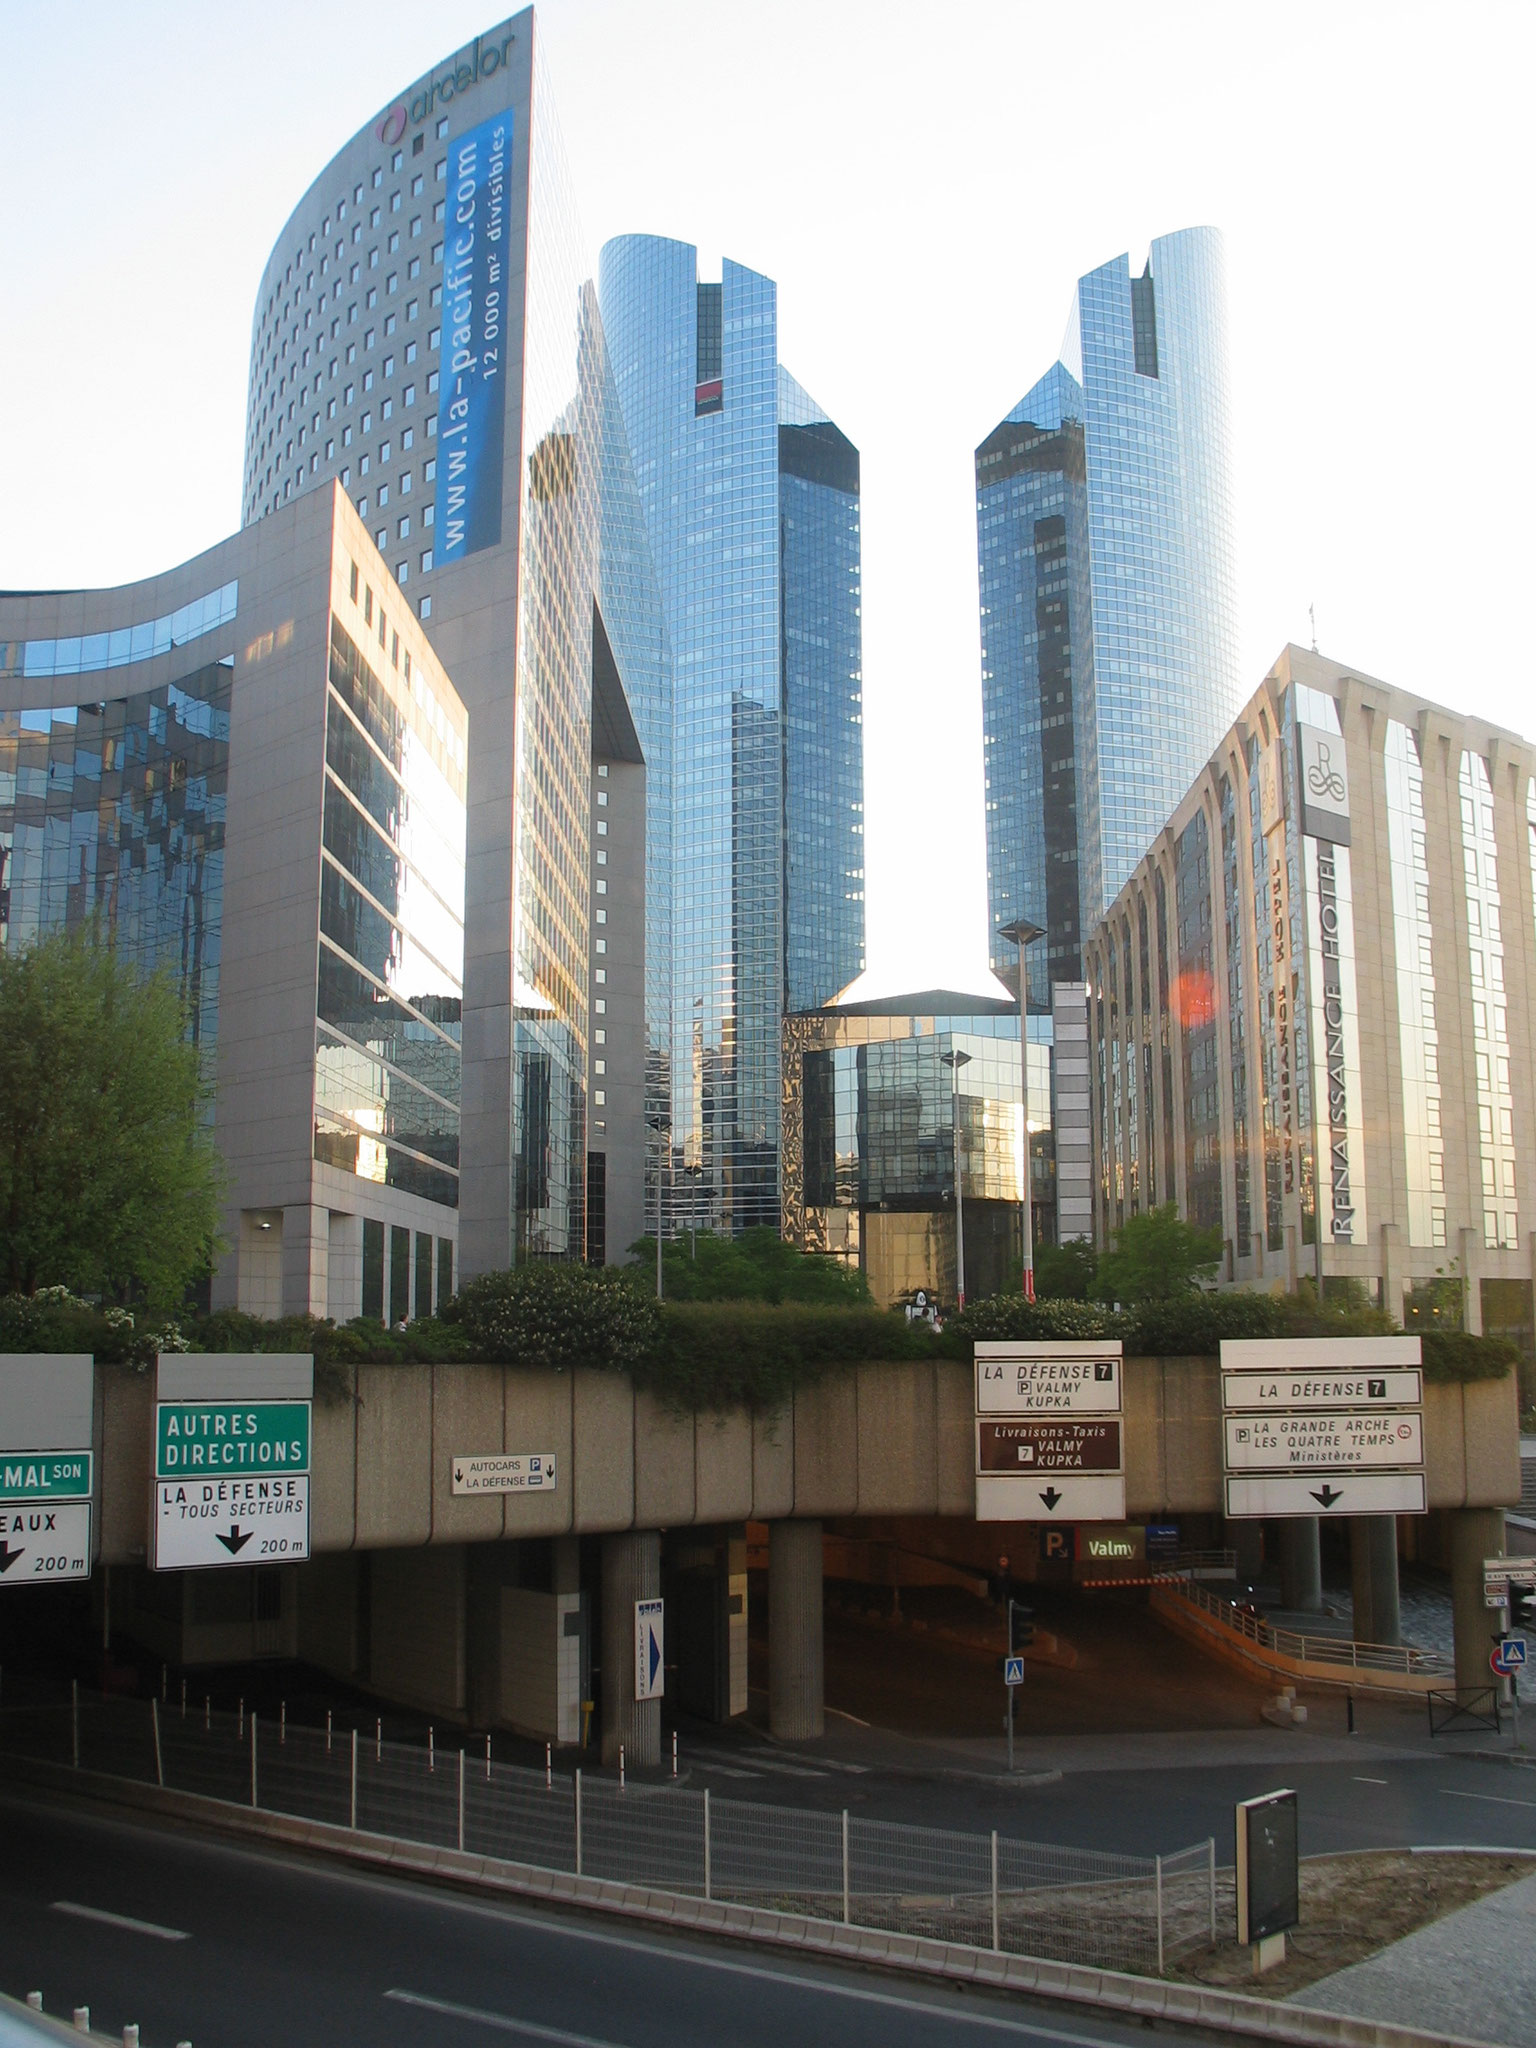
443,1265,663,1373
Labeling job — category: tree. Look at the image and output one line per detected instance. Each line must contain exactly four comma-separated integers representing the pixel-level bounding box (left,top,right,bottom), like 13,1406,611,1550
625,1226,871,1306
1091,1202,1221,1305
0,931,224,1308
1028,1238,1098,1301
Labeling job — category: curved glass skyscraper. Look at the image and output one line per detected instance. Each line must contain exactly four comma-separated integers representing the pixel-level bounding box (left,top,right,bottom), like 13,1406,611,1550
976,225,1240,1007
598,238,864,1233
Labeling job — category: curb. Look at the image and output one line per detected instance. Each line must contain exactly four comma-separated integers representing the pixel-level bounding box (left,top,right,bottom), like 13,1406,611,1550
0,1755,1505,2048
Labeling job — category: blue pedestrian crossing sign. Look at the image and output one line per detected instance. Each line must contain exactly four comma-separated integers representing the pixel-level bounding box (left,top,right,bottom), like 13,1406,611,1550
1004,1656,1025,1686
1491,1635,1527,1678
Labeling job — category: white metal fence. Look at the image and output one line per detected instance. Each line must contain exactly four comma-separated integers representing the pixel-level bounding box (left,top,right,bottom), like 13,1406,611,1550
1158,1575,1449,1675
0,1685,1215,1976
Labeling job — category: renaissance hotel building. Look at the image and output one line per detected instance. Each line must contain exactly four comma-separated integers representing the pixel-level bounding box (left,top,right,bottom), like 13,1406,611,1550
0,13,668,1311
1086,644,1536,1373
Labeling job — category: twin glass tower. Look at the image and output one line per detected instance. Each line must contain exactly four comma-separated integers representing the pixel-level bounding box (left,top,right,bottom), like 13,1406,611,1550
976,226,1241,1012
599,240,865,1235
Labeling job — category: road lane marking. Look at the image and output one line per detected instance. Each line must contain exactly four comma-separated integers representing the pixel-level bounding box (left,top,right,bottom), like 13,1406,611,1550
1352,1776,1389,1785
386,1991,626,2046
17,1794,1196,2048
52,1901,189,1941
1440,1789,1536,1810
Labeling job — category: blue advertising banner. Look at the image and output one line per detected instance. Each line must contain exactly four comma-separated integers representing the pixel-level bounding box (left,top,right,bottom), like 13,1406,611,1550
435,108,512,564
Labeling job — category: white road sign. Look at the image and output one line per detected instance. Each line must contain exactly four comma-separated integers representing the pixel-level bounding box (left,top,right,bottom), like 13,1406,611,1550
451,1453,557,1495
976,1343,1123,1415
1222,1370,1422,1412
154,1477,310,1569
1224,1412,1424,1472
976,1473,1128,1522
0,1501,92,1585
635,1598,665,1702
1220,1338,1421,1372
976,1346,1122,1414
1224,1472,1427,1519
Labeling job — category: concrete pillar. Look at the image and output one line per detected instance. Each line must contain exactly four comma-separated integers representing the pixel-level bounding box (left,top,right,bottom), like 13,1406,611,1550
1227,1519,1264,1588
553,1536,581,1596
769,1519,824,1741
282,1202,329,1319
1350,1517,1401,1646
1277,1518,1322,1612
1451,1508,1505,1692
1459,1227,1483,1333
601,1530,660,1767
1380,1221,1403,1328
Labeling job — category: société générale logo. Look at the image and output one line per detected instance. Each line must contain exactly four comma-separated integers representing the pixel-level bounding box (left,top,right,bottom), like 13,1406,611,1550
377,29,515,146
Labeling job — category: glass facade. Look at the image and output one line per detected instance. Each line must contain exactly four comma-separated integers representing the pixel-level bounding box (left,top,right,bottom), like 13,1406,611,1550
1460,750,1517,1250
783,1003,1029,1307
598,239,864,1234
0,581,238,680
314,613,465,1210
1385,722,1445,1246
976,227,1241,1002
0,665,230,1057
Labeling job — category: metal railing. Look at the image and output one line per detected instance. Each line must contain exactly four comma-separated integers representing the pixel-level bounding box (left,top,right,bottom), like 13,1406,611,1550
1156,1575,1449,1675
0,1685,1215,1978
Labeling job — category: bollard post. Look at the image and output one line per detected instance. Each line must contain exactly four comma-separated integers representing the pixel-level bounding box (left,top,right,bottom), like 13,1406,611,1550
619,1743,625,1790
237,1697,244,1742
991,1830,1000,1952
703,1787,711,1901
151,1698,164,1789
281,1701,286,1746
429,1725,435,1772
71,1680,79,1770
1207,1835,1217,1944
485,1733,492,1781
124,2025,140,2048
250,1712,258,1809
1155,1853,1164,1975
25,1994,41,2011
1347,1693,1356,1735
376,1716,382,1763
574,1768,583,1876
545,1742,552,1790
458,1746,465,1854
326,1707,332,1754
350,1726,358,1832
72,2009,88,2034
842,1809,851,1925
672,1729,678,1780
204,1695,210,1733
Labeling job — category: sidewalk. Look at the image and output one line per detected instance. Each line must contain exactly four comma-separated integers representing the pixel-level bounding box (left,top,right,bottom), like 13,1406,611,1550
765,1704,1440,1781
1289,1864,1536,2046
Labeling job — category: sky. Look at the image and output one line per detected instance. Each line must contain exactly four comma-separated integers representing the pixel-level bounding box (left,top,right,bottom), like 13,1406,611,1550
2,0,1532,996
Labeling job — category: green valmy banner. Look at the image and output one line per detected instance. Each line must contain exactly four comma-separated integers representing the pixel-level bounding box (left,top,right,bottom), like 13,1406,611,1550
155,1401,310,1479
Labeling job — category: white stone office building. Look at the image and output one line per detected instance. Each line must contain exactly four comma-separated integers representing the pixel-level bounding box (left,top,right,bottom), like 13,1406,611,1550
1086,645,1536,1370
0,489,470,1320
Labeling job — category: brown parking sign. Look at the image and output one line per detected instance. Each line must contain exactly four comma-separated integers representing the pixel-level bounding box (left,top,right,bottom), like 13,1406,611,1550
976,1419,1122,1474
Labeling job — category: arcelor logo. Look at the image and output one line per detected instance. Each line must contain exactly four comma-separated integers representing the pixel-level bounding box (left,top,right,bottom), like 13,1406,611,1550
373,31,516,146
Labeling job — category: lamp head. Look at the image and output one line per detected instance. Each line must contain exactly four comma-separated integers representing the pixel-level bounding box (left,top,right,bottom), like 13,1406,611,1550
998,918,1047,948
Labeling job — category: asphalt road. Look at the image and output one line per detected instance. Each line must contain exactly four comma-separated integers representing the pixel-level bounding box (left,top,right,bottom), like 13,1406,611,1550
0,1793,1243,2048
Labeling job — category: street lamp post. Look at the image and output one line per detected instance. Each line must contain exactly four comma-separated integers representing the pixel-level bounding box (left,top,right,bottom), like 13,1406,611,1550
646,1112,672,1299
939,1049,973,1310
997,919,1047,1302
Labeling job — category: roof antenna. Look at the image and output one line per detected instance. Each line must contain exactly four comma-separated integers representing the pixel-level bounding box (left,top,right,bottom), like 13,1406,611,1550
1309,602,1318,654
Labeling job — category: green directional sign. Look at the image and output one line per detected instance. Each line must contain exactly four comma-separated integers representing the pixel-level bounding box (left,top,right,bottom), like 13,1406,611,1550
0,1451,94,1502
155,1401,310,1480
